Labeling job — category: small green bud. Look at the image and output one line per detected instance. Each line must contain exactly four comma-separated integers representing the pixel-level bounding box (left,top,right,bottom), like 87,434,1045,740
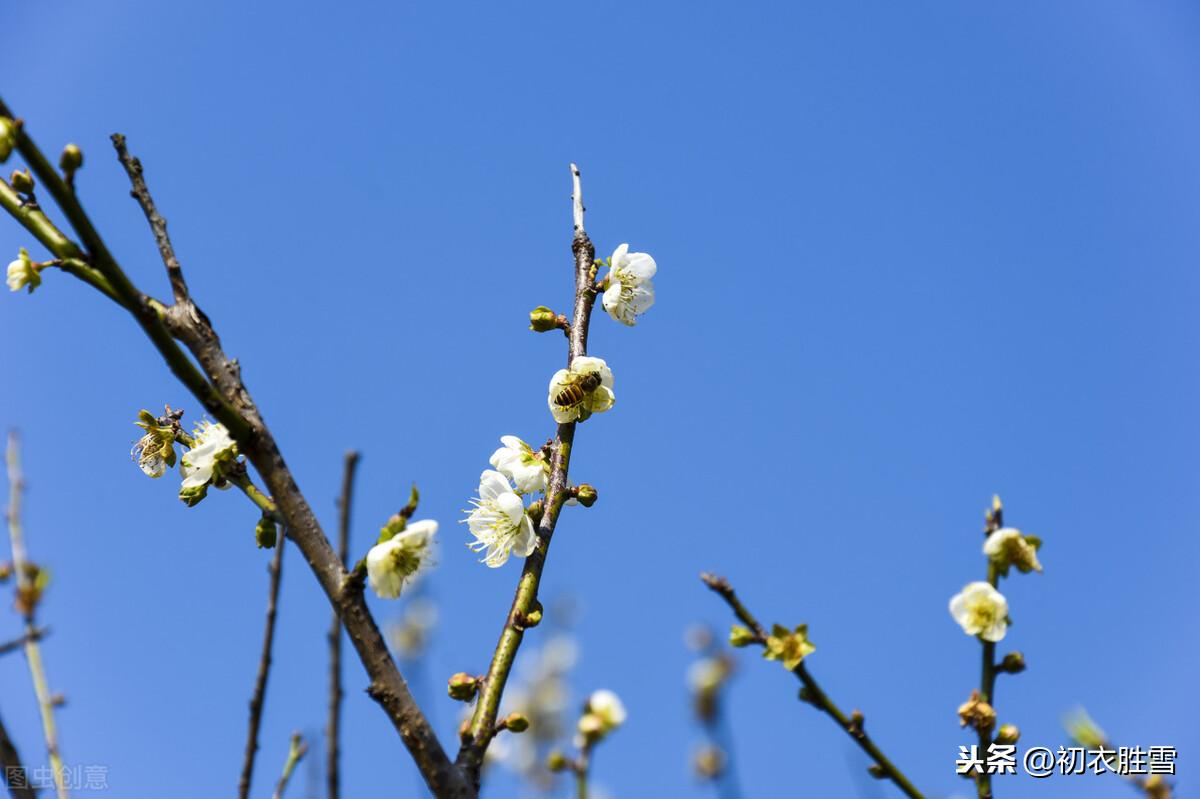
867,764,887,780
378,513,406,543
998,651,1026,674
256,515,278,549
9,169,33,195
995,724,1020,745
522,603,543,628
447,672,479,702
798,686,817,705
400,483,420,519
0,118,16,162
546,750,569,772
729,625,755,648
503,712,530,733
574,484,598,507
529,305,559,332
59,143,83,173
179,483,209,507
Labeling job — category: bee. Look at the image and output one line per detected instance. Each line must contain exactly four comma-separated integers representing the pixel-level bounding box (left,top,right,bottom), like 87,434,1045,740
552,370,602,409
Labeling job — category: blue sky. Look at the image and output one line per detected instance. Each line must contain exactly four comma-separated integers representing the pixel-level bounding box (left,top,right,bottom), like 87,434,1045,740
1,2,1197,797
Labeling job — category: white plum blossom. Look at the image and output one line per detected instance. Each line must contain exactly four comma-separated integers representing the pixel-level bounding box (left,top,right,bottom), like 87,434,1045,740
180,420,236,489
983,527,1043,574
7,248,40,293
547,355,615,424
949,581,1009,642
602,243,655,326
367,520,437,599
465,469,536,568
489,436,548,494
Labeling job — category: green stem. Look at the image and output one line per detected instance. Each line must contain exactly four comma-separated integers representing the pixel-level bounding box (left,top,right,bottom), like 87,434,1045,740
976,561,999,799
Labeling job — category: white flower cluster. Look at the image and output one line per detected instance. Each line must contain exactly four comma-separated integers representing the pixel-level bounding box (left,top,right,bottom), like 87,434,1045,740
367,520,438,599
601,244,656,326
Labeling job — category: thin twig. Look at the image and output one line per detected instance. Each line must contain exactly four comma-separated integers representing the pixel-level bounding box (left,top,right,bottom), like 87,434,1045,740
0,100,467,796
701,573,925,799
0,628,47,658
0,709,36,799
6,433,69,799
272,732,308,799
237,524,287,799
110,134,189,304
327,451,359,799
975,506,1003,799
456,164,599,783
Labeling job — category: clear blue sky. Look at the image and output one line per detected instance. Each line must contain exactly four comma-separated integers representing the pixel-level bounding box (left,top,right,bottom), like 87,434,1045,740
1,2,1197,797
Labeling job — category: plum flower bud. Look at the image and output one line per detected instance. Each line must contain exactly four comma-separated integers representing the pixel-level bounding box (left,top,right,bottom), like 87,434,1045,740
983,527,1043,576
546,751,569,772
131,409,176,478
528,305,560,332
447,672,480,701
489,436,549,494
9,169,33,195
949,581,1008,642
0,118,17,162
179,420,237,505
573,484,598,507
503,712,530,733
995,724,1020,744
59,143,83,173
997,651,1026,674
957,690,996,733
7,248,40,294
255,514,279,549
764,624,816,670
547,356,615,423
602,243,656,326
464,470,536,567
366,520,437,599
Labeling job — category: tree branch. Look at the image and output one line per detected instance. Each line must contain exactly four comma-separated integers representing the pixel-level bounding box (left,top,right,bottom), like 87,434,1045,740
701,573,925,799
327,451,359,799
5,433,69,799
0,628,47,659
237,525,287,799
456,164,599,782
0,99,468,797
272,732,308,799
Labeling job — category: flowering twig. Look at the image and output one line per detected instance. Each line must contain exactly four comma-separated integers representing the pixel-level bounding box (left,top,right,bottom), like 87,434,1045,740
271,732,308,799
0,709,36,799
327,450,360,799
5,432,69,799
455,164,599,782
700,573,925,799
237,523,286,799
0,98,468,796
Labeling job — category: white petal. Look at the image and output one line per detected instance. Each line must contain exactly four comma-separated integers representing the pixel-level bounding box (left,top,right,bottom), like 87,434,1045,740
610,243,629,268
622,252,656,281
496,491,525,525
479,470,511,501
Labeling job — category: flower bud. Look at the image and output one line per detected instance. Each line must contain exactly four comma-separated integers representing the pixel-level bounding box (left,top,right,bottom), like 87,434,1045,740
998,651,1026,674
995,724,1020,745
255,515,278,549
529,305,559,332
59,143,83,173
447,672,480,702
574,484,598,507
0,118,17,163
546,750,569,772
867,764,887,780
728,625,755,648
957,690,996,733
9,169,33,195
503,712,529,733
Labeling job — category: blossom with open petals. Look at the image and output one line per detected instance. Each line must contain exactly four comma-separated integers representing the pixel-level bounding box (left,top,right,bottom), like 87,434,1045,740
547,356,614,423
367,520,437,599
764,624,816,670
949,581,1008,642
179,421,237,505
602,243,656,326
983,527,1043,575
131,409,176,478
465,470,536,567
489,436,548,494
7,248,40,293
